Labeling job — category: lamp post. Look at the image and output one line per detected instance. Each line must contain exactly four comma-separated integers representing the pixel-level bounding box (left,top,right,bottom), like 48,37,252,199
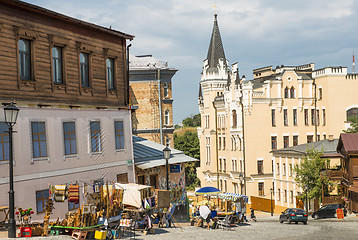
270,188,274,216
4,102,19,238
163,146,171,190
239,173,244,195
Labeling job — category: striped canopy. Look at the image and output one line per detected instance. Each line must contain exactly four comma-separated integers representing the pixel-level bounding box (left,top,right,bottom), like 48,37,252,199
218,192,248,203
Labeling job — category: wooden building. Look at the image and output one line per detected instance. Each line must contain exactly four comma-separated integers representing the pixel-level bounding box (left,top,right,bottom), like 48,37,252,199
337,133,358,213
0,0,135,221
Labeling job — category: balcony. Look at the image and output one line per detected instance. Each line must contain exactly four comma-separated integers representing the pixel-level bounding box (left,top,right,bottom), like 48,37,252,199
321,169,344,180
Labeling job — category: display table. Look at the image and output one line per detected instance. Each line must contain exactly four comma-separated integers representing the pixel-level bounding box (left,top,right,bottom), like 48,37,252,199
0,206,9,223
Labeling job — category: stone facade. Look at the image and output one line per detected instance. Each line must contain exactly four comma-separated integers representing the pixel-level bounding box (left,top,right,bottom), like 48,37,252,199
129,55,177,147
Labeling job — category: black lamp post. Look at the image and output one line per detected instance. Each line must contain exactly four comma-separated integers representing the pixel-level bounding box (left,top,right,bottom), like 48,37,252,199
4,102,19,238
270,188,274,216
239,173,244,195
163,146,171,190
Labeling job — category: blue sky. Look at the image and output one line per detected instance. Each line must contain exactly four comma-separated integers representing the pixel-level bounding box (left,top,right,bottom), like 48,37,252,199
26,0,358,124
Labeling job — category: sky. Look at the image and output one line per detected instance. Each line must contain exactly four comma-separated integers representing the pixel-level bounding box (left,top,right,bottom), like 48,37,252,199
25,0,358,124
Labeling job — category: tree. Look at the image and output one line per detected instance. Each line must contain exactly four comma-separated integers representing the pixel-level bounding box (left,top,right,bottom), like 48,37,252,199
174,131,200,190
192,114,201,127
182,117,194,127
344,119,358,133
294,148,332,202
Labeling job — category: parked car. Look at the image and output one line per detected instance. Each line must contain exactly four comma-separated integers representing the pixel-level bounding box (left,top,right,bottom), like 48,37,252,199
312,204,347,219
279,208,308,224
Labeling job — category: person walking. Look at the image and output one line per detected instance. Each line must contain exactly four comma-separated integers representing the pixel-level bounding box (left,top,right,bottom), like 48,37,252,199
250,208,256,222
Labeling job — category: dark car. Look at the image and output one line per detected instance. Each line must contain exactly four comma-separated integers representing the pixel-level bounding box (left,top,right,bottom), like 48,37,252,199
312,204,347,219
279,208,308,224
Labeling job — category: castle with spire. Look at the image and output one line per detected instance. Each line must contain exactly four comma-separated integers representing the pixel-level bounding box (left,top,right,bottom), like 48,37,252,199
197,14,358,211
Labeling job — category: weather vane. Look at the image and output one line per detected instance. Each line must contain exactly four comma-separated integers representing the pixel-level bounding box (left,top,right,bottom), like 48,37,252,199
212,2,218,15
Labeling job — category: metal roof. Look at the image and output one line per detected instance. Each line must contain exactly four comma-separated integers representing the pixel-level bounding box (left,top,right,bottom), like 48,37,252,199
337,133,358,154
272,139,339,156
133,136,198,169
206,14,226,72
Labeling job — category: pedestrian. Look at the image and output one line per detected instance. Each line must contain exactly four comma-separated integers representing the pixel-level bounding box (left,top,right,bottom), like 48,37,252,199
250,208,256,222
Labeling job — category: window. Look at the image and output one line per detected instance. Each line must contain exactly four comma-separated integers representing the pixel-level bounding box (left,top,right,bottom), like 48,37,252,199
31,121,47,158
284,136,289,148
293,135,298,146
323,109,326,125
223,158,226,172
304,109,309,125
271,109,276,127
277,188,281,201
311,109,315,125
289,164,293,176
205,137,210,164
90,121,101,152
317,135,320,141
219,158,222,172
163,82,169,97
290,87,295,98
319,88,322,100
232,110,237,128
63,122,77,155
223,136,226,150
271,136,277,150
166,138,170,147
106,58,114,90
258,182,264,196
36,189,49,214
347,108,358,122
284,109,288,126
0,123,9,161
277,163,280,175
257,160,263,174
220,180,223,191
290,190,294,203
284,190,287,202
52,46,63,84
165,110,169,125
283,163,286,176
284,87,289,98
233,183,238,194
317,110,320,126
307,135,313,143
68,201,80,211
114,121,124,150
19,39,31,80
293,109,297,126
218,137,221,150
80,52,89,87
224,180,227,192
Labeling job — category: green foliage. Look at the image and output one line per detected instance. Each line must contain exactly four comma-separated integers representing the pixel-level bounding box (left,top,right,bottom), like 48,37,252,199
174,131,201,190
294,148,332,202
344,119,358,133
182,114,201,127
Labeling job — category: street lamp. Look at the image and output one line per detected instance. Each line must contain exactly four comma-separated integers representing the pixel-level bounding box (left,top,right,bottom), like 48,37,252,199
4,102,19,238
239,173,244,195
163,146,171,190
270,188,274,216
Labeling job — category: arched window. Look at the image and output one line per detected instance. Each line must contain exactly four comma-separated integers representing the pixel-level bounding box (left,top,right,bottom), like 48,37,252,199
232,110,237,128
347,108,358,122
284,87,289,98
163,82,169,97
290,87,295,98
165,110,169,125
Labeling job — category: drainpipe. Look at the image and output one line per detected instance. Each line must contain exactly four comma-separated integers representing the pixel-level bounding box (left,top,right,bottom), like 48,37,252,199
158,69,163,145
126,44,132,106
240,82,247,196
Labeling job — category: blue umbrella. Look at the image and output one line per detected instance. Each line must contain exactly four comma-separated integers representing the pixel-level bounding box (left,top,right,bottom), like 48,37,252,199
195,187,221,195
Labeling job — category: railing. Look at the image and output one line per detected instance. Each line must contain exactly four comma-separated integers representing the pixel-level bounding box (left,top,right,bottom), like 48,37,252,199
321,169,344,179
322,196,343,205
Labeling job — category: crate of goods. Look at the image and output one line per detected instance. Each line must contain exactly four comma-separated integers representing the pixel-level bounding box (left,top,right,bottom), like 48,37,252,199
94,230,106,240
17,227,32,237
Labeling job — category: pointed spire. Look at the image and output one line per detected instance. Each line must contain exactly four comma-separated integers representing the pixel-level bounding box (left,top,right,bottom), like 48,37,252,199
206,14,226,71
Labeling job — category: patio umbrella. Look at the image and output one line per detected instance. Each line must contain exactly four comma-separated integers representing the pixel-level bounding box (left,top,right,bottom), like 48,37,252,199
195,187,221,196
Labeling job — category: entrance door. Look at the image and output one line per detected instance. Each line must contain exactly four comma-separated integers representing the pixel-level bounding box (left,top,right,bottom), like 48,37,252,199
150,174,158,189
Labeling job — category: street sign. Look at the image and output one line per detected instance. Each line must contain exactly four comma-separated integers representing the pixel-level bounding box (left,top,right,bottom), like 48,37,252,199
170,164,181,173
336,208,344,219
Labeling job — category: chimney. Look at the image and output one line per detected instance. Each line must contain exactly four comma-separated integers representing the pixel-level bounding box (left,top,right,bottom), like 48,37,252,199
328,135,334,141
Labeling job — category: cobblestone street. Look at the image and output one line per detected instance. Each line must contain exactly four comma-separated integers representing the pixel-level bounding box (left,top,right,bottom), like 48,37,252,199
2,214,358,240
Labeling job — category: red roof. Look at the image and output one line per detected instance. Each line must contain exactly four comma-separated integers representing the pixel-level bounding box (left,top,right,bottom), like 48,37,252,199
338,133,358,154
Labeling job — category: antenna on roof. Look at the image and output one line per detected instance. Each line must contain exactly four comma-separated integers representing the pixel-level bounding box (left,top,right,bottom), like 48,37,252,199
353,50,356,73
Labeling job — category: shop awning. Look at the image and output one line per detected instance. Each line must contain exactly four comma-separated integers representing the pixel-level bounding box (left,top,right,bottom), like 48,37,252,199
218,192,248,203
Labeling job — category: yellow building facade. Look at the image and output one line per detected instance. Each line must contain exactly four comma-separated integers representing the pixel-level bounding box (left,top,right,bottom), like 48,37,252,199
197,15,358,210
